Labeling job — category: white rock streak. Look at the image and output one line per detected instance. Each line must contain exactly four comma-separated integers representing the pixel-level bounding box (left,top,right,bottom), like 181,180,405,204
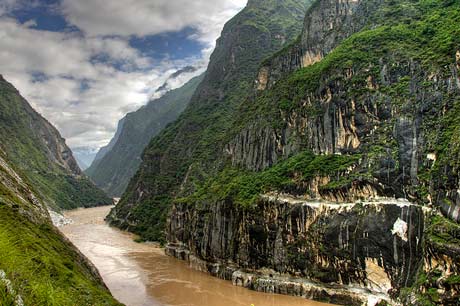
48,210,73,227
0,270,24,306
391,218,408,242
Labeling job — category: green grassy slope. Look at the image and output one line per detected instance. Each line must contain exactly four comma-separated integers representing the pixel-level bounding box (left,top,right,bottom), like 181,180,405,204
0,149,121,305
0,76,111,210
0,206,122,306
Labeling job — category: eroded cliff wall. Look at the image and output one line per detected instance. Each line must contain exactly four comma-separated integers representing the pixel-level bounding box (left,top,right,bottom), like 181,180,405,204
110,0,460,304
167,196,427,305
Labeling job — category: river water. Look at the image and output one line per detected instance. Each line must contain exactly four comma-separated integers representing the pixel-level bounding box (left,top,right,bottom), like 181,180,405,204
60,206,333,306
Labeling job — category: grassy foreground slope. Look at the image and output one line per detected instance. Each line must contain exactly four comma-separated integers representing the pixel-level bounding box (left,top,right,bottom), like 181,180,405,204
0,149,121,305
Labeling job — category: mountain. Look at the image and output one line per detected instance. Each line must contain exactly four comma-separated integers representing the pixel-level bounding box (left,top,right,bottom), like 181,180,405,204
0,76,112,210
92,118,126,167
0,78,120,305
109,0,460,305
155,66,200,96
109,0,313,239
73,147,100,170
0,151,121,305
86,74,204,197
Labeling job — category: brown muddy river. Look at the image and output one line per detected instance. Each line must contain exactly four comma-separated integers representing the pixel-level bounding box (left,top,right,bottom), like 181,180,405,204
60,206,333,306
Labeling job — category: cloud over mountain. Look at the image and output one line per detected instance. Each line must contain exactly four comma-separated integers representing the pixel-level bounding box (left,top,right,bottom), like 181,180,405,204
0,0,246,150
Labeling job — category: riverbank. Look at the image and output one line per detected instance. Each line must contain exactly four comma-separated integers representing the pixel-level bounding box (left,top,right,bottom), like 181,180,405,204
60,206,333,306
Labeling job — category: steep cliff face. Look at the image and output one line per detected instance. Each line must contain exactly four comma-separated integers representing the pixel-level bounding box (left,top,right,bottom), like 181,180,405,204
191,0,460,303
167,196,426,305
226,0,460,219
111,0,460,304
0,76,111,209
86,75,203,197
109,0,313,241
167,194,460,305
256,0,384,90
0,138,121,305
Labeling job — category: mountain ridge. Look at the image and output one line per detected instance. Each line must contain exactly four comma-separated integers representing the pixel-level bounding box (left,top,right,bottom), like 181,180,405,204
86,74,204,197
0,76,120,305
108,0,314,240
108,0,460,304
0,75,111,210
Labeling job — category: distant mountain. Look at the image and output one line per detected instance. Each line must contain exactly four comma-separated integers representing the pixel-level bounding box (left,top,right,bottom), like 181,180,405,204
0,75,111,210
92,118,126,166
73,147,100,170
86,74,204,197
155,66,199,93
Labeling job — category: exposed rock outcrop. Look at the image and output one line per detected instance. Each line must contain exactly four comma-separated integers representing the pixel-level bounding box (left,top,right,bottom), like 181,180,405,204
256,0,384,90
167,195,428,305
109,1,460,304
108,0,313,240
229,54,460,221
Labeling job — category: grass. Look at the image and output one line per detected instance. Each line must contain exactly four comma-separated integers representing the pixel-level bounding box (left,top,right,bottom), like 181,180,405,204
0,203,122,306
178,151,362,208
0,78,111,210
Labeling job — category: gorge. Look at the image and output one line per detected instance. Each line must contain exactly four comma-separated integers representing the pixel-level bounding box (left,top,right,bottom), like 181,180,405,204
60,205,333,306
107,0,460,305
1,0,460,305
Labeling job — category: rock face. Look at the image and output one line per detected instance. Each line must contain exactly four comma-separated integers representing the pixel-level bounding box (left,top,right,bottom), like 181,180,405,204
109,0,313,240
86,74,203,197
110,0,460,304
227,57,460,205
256,0,384,91
0,76,111,209
167,196,426,305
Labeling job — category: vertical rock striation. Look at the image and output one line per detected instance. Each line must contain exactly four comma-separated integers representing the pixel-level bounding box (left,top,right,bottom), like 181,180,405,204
167,196,427,305
256,0,384,91
109,1,460,304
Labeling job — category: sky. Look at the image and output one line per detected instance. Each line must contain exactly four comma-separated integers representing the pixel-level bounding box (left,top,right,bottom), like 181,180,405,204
0,0,246,158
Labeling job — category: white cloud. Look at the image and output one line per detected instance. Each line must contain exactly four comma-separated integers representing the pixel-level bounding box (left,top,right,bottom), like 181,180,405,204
0,0,246,152
0,18,186,148
61,0,246,46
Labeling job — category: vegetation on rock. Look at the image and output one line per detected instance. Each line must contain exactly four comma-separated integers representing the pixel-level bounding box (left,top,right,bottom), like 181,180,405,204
0,76,111,210
109,0,314,241
86,74,204,197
